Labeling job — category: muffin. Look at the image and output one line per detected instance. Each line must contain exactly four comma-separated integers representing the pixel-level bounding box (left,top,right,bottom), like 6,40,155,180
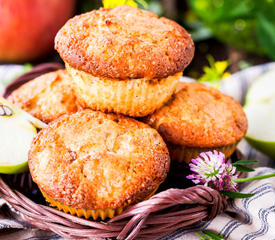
7,70,79,123
55,5,194,117
29,110,170,220
67,64,182,117
143,82,248,164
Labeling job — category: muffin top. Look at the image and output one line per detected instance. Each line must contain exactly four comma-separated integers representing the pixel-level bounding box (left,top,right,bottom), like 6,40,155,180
29,110,170,210
144,82,248,148
55,5,194,80
7,70,79,123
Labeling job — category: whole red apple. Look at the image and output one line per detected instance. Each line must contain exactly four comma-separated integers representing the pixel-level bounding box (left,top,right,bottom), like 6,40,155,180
0,0,75,62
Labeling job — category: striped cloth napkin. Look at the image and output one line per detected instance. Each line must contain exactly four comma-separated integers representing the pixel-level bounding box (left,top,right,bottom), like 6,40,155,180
0,63,275,240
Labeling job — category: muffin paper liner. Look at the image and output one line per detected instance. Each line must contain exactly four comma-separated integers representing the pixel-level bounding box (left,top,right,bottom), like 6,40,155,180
169,142,239,164
41,187,158,220
66,63,181,117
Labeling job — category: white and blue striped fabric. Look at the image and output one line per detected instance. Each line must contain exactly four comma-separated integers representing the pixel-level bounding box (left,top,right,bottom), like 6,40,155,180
0,63,275,240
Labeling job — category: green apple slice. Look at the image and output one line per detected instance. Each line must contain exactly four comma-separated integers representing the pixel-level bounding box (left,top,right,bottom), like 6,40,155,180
245,69,275,106
244,103,275,158
244,69,275,158
0,97,47,174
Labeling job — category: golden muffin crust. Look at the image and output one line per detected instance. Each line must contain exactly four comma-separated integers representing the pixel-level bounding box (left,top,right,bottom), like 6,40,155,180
29,110,170,210
67,63,181,117
7,70,79,123
55,5,194,80
144,82,248,148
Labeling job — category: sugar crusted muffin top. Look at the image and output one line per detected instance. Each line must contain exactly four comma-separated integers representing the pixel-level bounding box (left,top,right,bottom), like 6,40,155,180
55,5,194,80
144,82,248,148
7,70,79,123
29,110,170,210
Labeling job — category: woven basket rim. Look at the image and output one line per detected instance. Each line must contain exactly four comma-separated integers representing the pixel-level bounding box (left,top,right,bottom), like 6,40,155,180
0,176,227,240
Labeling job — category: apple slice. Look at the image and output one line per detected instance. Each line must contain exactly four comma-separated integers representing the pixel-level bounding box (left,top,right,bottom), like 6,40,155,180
0,97,47,174
244,69,275,158
244,103,275,158
245,69,275,106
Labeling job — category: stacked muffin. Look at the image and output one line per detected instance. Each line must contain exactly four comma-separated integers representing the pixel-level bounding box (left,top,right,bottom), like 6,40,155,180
55,5,194,117
29,110,169,219
7,70,80,123
143,82,248,164
7,5,247,220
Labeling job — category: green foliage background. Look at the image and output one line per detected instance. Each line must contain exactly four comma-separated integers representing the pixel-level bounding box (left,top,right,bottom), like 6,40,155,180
189,0,275,60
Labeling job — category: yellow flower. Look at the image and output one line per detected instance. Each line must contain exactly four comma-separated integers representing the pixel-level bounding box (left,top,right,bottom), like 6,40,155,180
215,61,228,75
222,72,231,79
103,0,137,8
198,56,231,89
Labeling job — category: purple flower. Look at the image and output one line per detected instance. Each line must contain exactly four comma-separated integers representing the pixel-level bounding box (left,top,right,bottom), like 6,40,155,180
186,150,238,191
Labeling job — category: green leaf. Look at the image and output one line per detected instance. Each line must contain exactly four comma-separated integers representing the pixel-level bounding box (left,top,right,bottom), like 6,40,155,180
188,0,266,55
256,12,275,60
232,159,257,172
202,230,224,240
233,173,275,183
195,230,224,240
195,233,209,240
232,160,258,166
220,191,255,199
220,0,256,21
235,165,255,172
189,0,255,24
136,0,148,8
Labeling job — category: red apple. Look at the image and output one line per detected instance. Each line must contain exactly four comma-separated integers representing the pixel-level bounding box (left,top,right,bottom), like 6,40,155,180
0,0,75,62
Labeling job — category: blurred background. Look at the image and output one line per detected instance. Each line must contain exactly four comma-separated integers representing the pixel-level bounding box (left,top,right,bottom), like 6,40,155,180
1,0,275,79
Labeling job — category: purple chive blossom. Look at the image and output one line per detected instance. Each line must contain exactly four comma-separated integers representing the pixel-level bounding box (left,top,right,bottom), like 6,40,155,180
186,150,238,191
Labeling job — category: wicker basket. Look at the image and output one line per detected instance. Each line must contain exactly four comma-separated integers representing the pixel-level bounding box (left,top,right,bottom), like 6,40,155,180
0,175,228,240
0,64,237,240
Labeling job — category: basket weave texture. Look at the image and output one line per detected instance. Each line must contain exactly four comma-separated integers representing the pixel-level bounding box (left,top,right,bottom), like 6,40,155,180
1,64,229,240
0,176,227,240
